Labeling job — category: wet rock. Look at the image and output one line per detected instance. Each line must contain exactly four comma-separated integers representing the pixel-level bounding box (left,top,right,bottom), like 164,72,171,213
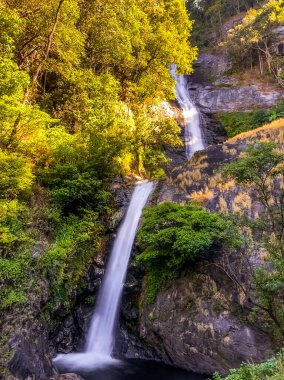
53,374,84,380
8,335,54,380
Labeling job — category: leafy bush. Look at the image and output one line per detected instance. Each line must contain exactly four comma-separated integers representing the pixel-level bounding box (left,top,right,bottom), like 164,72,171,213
0,150,33,199
40,163,110,214
213,350,284,380
43,213,103,308
0,251,33,309
0,200,31,255
217,102,284,138
137,202,229,301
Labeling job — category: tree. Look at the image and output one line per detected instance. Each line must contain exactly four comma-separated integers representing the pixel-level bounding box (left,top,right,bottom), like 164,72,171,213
4,0,84,100
225,0,284,86
221,142,284,336
0,0,198,315
222,142,284,249
137,201,229,301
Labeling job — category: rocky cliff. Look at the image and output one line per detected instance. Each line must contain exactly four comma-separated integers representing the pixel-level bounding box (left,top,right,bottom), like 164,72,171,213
190,53,284,113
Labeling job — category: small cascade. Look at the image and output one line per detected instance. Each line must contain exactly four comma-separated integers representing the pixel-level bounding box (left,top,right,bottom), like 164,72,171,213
170,65,205,159
53,181,154,372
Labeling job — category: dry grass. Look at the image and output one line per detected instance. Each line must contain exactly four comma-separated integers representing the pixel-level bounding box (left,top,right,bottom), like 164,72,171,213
190,188,214,206
171,119,284,215
218,179,235,192
232,191,252,214
218,196,228,213
228,118,284,144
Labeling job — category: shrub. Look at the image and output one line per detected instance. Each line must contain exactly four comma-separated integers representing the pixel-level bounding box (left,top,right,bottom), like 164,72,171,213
0,200,31,255
42,213,103,309
0,150,33,199
39,162,111,215
0,251,33,309
137,202,229,301
213,350,284,380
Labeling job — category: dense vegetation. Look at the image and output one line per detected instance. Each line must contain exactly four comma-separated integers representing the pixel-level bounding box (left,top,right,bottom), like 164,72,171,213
225,0,284,87
186,0,264,45
217,102,284,137
0,0,197,311
137,202,232,301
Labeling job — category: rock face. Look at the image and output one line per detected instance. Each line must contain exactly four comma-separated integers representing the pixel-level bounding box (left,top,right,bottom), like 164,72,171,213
138,263,272,375
195,84,283,113
189,53,284,113
7,332,54,380
171,120,284,216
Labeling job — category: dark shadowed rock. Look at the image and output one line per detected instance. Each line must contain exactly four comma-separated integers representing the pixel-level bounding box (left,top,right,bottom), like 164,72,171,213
8,334,54,380
138,266,272,375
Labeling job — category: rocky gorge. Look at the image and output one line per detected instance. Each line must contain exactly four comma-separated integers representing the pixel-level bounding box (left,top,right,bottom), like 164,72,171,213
52,59,284,377
1,57,284,380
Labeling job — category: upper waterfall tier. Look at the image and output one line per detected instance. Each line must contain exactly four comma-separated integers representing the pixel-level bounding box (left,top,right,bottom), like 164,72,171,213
170,65,205,159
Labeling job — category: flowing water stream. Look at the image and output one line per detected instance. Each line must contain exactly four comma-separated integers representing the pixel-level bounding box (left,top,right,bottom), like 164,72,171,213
54,68,207,379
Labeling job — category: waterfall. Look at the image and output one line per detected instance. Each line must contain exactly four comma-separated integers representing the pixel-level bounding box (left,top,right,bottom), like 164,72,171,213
85,181,154,354
53,181,154,371
170,65,205,159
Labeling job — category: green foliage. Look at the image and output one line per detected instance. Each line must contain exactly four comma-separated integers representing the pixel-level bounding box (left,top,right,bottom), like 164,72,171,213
42,213,103,308
0,200,30,252
221,142,284,187
225,0,284,86
0,55,55,155
1,290,28,309
0,250,33,309
40,162,110,215
213,350,284,380
186,0,263,44
0,0,197,316
217,102,284,137
137,202,229,301
144,269,168,304
0,150,33,199
0,7,22,55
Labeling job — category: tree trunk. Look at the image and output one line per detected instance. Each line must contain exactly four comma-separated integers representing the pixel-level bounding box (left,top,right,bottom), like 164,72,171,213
258,49,264,75
25,0,65,103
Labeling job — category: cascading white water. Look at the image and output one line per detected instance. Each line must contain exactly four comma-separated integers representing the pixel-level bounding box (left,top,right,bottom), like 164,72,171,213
170,65,205,159
53,181,154,371
85,181,154,354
